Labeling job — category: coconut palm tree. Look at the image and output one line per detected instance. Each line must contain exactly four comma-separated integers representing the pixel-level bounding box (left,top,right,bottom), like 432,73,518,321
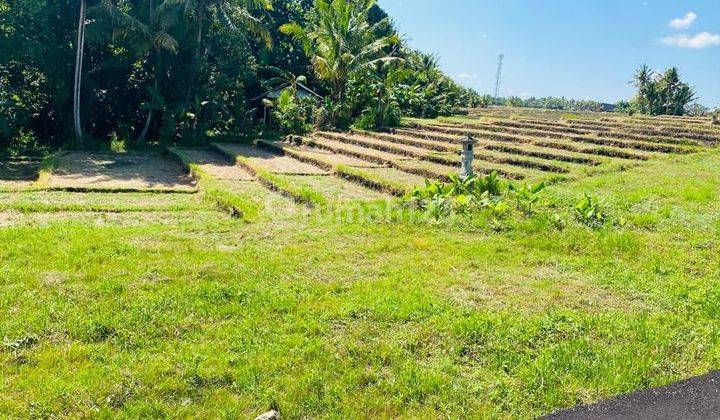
73,0,87,144
670,84,696,116
659,67,681,115
630,64,653,114
280,0,400,114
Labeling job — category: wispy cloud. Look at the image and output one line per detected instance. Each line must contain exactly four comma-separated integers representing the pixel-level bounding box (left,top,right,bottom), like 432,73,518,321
669,12,697,30
660,32,720,49
458,73,477,80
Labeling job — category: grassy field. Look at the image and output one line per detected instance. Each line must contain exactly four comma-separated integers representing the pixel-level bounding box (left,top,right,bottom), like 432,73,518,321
2,111,720,417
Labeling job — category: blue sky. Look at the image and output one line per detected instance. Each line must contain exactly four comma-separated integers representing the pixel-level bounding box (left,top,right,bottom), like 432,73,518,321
377,0,720,107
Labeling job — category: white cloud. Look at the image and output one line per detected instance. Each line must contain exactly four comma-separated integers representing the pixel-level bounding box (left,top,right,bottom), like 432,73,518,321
458,73,477,80
660,32,720,49
669,12,697,30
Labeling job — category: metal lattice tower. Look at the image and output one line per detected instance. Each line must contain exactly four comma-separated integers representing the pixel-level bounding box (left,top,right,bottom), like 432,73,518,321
494,54,504,103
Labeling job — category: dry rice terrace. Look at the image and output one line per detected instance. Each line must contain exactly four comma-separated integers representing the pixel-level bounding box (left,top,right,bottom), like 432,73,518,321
2,108,719,222
196,107,719,205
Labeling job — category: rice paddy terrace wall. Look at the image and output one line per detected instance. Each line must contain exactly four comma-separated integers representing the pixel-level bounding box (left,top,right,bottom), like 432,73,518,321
166,107,720,214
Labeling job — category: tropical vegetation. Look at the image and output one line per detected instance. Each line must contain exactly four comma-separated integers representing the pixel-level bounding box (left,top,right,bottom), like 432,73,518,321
626,64,698,116
0,0,478,155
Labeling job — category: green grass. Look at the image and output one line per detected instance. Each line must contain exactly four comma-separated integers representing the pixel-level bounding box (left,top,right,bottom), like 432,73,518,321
0,191,204,213
1,148,720,417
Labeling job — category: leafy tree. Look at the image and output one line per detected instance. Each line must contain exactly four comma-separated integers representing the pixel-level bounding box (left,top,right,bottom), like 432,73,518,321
0,0,479,150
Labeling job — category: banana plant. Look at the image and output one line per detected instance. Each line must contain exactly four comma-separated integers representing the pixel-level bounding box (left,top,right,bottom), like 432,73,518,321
508,181,546,215
575,193,607,228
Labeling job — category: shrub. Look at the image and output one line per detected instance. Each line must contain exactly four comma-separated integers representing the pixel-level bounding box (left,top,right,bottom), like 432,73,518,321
507,181,546,215
353,102,402,130
448,171,503,197
574,193,607,228
273,89,312,135
405,172,506,221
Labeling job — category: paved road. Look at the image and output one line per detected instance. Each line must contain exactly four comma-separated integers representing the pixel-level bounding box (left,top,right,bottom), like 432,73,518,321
544,371,720,419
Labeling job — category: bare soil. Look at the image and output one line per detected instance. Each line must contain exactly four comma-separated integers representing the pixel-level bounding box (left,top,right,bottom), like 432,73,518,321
49,152,196,192
220,144,329,175
177,148,255,181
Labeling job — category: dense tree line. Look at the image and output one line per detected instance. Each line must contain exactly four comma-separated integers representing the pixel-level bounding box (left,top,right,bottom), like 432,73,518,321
0,0,478,156
488,96,608,112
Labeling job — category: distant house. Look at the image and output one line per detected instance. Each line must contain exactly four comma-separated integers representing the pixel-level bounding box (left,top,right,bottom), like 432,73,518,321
252,82,323,125
600,103,617,112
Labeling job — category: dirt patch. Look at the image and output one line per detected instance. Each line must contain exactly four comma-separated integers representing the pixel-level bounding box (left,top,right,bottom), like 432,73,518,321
283,143,384,168
288,175,388,202
49,152,196,192
220,144,329,175
0,160,40,189
176,148,255,181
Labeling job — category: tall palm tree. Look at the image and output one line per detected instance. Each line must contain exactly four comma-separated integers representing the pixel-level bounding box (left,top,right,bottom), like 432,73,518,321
280,0,400,107
671,84,696,116
660,67,681,115
73,0,87,144
630,64,653,114
411,52,439,75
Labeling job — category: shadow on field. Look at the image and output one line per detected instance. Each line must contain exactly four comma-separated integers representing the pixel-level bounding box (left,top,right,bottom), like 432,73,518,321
50,152,196,191
0,160,40,182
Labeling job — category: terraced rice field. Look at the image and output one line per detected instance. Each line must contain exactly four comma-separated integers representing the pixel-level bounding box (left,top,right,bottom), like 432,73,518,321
0,152,219,229
155,109,720,210
5,107,712,228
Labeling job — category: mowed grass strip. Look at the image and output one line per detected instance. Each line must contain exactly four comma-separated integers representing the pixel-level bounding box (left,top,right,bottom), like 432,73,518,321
0,191,205,213
360,128,601,166
314,132,547,178
168,147,262,220
212,143,327,207
515,117,714,146
395,127,648,161
440,118,694,153
0,209,228,228
304,134,534,182
575,117,720,144
460,110,720,145
257,139,407,196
